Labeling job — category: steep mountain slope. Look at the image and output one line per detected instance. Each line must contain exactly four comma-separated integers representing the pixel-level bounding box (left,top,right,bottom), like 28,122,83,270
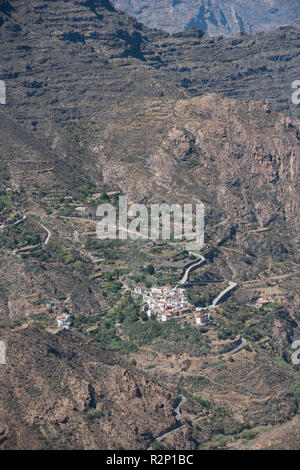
228,414,300,449
0,108,84,191
0,109,108,321
0,327,176,449
0,0,299,451
113,0,300,36
1,0,299,145
0,0,299,269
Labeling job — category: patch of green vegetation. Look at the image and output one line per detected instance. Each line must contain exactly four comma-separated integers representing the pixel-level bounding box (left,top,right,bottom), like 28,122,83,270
187,284,220,308
217,327,236,341
293,380,300,411
151,440,166,450
29,312,53,327
22,247,49,261
193,396,213,409
150,247,163,255
111,293,143,324
79,177,96,200
178,375,211,392
0,223,42,250
85,239,102,251
145,264,155,275
172,250,190,261
89,323,138,354
199,404,244,439
86,409,104,421
239,429,259,440
83,294,141,353
56,207,76,217
55,290,67,301
48,240,91,278
199,434,232,450
123,318,211,356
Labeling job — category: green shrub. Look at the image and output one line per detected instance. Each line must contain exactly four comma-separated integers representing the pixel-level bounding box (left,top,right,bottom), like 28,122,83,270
86,409,104,421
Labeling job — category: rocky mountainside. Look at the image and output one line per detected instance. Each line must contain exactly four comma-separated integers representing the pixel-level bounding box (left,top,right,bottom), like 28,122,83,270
0,327,176,449
0,0,299,450
0,0,298,266
228,414,300,449
113,0,300,36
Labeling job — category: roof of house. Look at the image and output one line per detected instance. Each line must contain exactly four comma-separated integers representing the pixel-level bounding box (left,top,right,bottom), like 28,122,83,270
256,298,272,304
195,312,209,318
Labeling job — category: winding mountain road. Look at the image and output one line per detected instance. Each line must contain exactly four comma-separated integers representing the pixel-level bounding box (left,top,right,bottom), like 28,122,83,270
178,253,206,285
223,337,247,355
7,214,52,254
195,281,238,312
147,251,242,448
212,281,238,307
178,252,238,311
1,212,51,246
148,395,186,448
0,214,27,229
38,221,51,245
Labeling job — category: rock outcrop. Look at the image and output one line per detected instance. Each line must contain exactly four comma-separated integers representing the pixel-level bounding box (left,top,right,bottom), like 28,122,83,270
113,0,300,36
0,327,176,449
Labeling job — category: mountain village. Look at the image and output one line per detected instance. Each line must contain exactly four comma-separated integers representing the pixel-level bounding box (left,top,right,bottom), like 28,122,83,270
134,285,211,325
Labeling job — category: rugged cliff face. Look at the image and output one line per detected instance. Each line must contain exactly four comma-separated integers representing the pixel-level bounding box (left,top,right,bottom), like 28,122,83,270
0,0,298,336
228,414,300,450
0,0,299,451
113,0,300,36
96,93,300,254
0,327,176,449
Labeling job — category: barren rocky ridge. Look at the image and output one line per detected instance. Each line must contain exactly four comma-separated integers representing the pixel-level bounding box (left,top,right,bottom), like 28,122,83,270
0,0,299,450
113,0,300,36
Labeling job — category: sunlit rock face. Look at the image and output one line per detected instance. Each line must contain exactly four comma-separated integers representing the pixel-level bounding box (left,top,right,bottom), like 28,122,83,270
113,0,300,36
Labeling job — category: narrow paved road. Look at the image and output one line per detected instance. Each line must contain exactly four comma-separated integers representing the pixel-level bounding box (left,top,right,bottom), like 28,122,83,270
173,395,186,422
10,216,51,254
148,395,186,448
223,337,247,356
178,254,205,285
0,214,27,229
196,281,238,312
38,222,51,245
177,252,238,310
212,281,238,307
1,213,51,245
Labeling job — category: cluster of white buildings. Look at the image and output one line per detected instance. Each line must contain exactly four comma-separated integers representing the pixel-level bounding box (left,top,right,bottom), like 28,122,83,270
135,286,211,325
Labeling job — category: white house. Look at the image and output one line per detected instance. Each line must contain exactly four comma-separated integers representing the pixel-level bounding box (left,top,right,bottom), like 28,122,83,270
134,287,144,295
57,313,72,329
75,206,87,217
158,312,171,322
256,298,273,308
195,312,211,325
